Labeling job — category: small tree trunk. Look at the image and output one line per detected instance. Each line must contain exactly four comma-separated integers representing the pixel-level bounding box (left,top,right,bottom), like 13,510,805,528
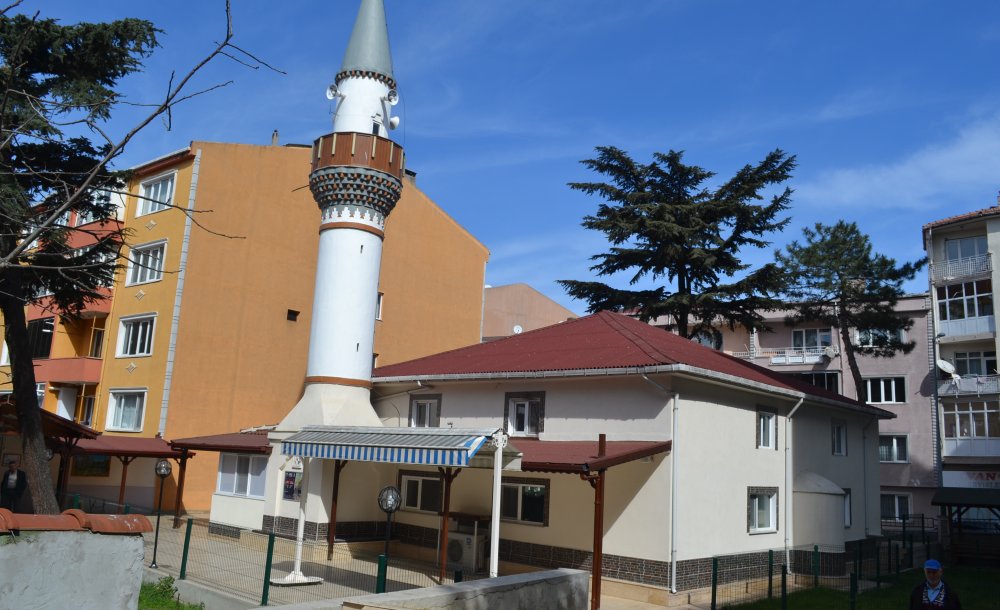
837,306,866,403
1,283,60,514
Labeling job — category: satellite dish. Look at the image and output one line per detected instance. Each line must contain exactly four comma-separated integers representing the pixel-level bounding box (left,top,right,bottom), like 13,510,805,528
936,359,956,375
513,325,523,335
385,89,399,105
325,83,340,100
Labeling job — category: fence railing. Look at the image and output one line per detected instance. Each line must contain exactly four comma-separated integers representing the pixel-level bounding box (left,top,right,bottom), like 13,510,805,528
931,254,992,283
143,519,461,606
58,491,153,516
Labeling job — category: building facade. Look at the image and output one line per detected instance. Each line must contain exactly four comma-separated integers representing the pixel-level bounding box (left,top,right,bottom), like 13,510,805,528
923,203,1000,521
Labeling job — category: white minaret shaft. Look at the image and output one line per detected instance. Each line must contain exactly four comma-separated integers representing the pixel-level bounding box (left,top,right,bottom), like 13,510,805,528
279,0,404,429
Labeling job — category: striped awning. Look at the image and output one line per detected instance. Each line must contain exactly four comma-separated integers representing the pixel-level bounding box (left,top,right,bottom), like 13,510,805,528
280,426,498,467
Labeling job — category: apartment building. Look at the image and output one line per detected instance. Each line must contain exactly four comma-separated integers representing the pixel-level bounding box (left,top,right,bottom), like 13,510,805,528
1,140,490,511
923,204,1000,521
647,294,938,523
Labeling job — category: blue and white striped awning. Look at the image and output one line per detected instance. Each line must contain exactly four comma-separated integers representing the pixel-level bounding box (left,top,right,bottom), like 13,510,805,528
281,426,498,467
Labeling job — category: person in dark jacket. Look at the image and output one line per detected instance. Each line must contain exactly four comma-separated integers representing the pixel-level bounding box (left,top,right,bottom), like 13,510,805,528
910,558,962,610
1,458,27,512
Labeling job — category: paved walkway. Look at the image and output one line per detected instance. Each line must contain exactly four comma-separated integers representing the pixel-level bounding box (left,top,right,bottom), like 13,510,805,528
140,519,690,609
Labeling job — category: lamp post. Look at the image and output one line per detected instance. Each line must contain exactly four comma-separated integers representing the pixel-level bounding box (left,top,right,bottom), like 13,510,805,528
150,458,172,569
377,485,401,559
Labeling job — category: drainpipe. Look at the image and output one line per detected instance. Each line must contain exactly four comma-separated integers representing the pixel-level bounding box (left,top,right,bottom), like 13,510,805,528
862,416,877,536
640,373,678,593
785,397,805,569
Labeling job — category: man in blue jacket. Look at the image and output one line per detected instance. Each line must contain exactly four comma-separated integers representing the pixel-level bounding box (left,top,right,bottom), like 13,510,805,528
910,559,962,610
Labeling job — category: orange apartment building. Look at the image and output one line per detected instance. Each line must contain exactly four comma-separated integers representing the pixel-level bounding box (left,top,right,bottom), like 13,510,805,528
0,140,489,512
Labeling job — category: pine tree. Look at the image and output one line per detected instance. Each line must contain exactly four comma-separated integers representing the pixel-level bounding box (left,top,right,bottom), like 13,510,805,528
559,146,795,338
775,221,926,402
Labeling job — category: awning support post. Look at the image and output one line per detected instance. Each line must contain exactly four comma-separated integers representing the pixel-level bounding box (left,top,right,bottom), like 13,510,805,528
172,449,189,528
438,467,461,580
116,456,136,513
327,459,348,560
581,434,607,610
489,429,507,578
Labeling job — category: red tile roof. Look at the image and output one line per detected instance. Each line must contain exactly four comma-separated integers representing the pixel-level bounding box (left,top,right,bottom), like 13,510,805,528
171,430,272,454
922,205,1000,232
0,508,152,534
74,435,187,458
374,311,891,417
514,438,671,473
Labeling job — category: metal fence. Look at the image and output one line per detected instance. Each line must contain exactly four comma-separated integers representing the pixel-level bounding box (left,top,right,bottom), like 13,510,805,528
142,519,458,606
708,536,944,609
59,491,153,516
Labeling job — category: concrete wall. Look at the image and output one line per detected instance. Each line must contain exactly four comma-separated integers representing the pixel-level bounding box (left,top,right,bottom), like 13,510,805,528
0,530,145,609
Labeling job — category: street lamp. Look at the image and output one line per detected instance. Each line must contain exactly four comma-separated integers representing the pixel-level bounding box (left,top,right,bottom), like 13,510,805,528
377,485,401,560
150,458,172,569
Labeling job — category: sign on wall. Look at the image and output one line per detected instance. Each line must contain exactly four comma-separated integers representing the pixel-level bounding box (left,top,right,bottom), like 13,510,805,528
943,471,1000,489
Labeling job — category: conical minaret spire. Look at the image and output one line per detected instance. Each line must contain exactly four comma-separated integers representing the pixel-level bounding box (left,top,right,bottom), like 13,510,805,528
279,0,404,429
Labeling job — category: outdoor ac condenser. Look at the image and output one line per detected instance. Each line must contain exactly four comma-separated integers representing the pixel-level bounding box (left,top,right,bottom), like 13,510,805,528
446,533,486,573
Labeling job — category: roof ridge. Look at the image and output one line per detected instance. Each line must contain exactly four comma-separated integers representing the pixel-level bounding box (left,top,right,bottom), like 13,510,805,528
598,311,676,364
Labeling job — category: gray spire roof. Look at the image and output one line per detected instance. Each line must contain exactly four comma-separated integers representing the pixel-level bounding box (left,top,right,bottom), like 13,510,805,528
339,0,394,81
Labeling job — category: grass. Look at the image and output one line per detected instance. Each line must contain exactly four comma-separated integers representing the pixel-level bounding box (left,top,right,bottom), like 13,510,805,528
727,566,1000,609
139,577,204,610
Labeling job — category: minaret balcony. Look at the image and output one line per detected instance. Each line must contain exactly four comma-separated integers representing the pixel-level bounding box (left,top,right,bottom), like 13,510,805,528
311,132,404,180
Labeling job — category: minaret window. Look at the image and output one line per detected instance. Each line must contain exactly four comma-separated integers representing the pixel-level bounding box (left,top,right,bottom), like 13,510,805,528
372,122,380,136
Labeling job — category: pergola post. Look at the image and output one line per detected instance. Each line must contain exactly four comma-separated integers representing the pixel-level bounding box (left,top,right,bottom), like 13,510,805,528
172,449,189,528
580,434,607,610
327,459,348,560
116,456,136,513
438,467,461,580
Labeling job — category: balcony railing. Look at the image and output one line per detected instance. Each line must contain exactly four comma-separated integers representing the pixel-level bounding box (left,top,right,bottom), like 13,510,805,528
938,374,1000,397
938,315,996,339
730,346,835,364
931,253,992,283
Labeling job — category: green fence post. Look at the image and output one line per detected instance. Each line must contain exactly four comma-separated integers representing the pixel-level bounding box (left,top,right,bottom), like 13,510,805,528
454,569,463,583
812,545,819,588
895,542,901,577
71,493,80,509
854,542,860,579
376,554,388,594
780,564,787,610
710,557,718,610
179,518,194,580
875,539,881,588
123,503,130,515
849,572,858,610
260,531,276,607
767,549,774,599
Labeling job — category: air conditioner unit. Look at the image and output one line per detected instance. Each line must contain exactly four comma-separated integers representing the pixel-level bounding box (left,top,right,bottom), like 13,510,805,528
447,533,486,573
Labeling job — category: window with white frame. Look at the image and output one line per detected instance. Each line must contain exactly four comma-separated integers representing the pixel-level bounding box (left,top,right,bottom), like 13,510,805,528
35,382,45,408
126,242,165,285
80,396,95,427
945,236,988,261
399,472,442,513
90,328,105,359
831,419,847,456
0,341,8,365
942,401,1000,439
880,494,910,521
376,292,384,320
408,395,440,428
117,315,155,357
756,410,776,449
106,390,146,432
843,488,852,528
879,435,908,462
937,280,992,321
26,317,55,359
795,372,840,393
748,487,778,533
864,377,906,404
137,173,175,216
217,453,267,498
505,392,544,436
792,328,832,349
857,328,903,347
500,477,548,525
953,351,998,377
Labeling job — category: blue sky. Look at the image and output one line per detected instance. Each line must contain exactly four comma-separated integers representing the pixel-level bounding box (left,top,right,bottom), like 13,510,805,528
35,0,1000,314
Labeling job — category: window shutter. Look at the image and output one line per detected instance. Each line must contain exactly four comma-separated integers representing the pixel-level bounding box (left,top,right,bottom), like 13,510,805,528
433,401,441,427
537,399,544,434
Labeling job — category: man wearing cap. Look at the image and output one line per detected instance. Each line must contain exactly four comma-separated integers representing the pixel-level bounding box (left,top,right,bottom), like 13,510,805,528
910,558,962,609
1,458,27,512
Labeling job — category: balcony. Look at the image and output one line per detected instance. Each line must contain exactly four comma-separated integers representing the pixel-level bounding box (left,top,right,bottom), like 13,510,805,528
938,316,996,339
731,346,835,365
938,374,1000,397
33,357,102,385
931,254,992,284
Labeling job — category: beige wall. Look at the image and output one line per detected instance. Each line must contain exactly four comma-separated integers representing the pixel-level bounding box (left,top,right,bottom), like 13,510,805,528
482,284,577,339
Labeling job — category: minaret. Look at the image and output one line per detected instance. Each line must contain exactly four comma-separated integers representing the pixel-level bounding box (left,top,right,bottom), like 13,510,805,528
279,0,403,430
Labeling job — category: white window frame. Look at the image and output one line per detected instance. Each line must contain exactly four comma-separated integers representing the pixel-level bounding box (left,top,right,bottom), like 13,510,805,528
856,328,904,347
408,395,440,428
945,236,988,261
941,400,1000,439
748,488,778,533
792,328,832,349
0,341,8,365
116,314,156,357
376,292,384,321
505,392,543,437
937,280,992,322
35,382,45,408
80,396,95,427
126,241,166,286
881,493,911,522
400,473,443,514
953,351,998,377
831,419,847,456
137,172,176,216
864,377,906,404
879,435,908,463
216,453,267,499
105,389,146,432
757,410,776,449
500,478,549,525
